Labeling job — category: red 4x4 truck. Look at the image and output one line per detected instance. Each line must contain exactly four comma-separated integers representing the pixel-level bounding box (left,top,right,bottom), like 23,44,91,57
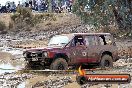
23,33,119,70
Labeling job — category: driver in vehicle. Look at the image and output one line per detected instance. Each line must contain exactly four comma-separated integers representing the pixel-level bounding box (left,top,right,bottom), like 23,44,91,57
74,36,85,46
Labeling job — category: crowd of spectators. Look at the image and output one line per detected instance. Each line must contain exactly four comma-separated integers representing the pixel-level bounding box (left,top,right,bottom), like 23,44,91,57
0,2,16,13
0,0,73,13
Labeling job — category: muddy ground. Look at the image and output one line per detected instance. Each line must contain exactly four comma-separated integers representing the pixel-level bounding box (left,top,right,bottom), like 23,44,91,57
0,53,132,88
0,40,132,88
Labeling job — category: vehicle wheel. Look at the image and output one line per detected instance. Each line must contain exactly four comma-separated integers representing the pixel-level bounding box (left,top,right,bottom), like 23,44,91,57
100,55,113,68
50,58,68,70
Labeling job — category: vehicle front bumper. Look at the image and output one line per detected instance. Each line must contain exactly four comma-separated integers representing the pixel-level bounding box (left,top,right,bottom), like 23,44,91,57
23,51,52,65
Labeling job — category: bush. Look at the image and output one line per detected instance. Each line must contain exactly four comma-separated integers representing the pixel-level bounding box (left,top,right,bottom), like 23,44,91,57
11,7,32,23
10,7,57,30
10,7,32,29
0,21,6,31
9,21,14,29
29,13,56,27
10,13,20,22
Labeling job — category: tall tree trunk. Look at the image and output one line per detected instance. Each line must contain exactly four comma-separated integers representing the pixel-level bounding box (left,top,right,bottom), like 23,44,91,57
48,0,52,12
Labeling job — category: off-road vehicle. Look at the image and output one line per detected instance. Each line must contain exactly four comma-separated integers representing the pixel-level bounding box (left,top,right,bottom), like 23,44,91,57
23,33,119,70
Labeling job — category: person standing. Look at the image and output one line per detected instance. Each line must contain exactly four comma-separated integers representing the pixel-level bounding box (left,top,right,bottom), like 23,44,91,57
25,2,29,7
7,3,11,12
37,0,41,12
0,4,1,13
0,4,1,9
10,2,16,13
32,0,37,10
29,0,33,8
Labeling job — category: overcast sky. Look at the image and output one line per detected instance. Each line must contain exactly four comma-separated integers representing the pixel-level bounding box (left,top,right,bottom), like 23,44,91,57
0,0,27,5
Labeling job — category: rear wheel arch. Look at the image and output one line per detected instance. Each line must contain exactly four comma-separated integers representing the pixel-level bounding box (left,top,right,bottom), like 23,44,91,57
101,51,113,59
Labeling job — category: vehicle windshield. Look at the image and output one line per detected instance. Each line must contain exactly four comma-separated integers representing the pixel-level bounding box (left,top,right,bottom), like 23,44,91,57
48,35,69,47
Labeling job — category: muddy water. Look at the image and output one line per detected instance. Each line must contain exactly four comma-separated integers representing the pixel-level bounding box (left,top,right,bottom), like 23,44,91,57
0,61,26,74
0,58,26,74
0,52,32,88
0,51,26,75
0,51,132,88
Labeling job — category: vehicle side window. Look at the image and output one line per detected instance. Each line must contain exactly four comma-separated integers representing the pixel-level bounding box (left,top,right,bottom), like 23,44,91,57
99,35,112,45
85,36,98,46
71,35,85,46
105,35,112,44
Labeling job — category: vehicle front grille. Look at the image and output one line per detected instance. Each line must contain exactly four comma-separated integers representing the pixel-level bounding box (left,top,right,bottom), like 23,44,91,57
26,52,43,58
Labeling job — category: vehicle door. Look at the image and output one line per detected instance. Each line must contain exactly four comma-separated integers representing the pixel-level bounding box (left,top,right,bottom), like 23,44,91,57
97,35,118,61
67,35,88,64
84,35,99,63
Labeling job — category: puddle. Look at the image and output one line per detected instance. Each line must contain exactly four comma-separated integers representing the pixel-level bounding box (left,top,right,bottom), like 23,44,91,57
0,51,26,75
0,62,25,74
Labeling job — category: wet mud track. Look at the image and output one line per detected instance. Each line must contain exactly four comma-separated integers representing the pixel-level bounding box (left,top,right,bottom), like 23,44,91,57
0,72,32,88
0,52,132,88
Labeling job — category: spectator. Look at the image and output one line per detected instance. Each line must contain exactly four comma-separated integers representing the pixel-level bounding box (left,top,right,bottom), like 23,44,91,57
29,0,32,8
68,1,72,12
41,1,45,12
1,5,7,13
0,4,1,13
52,1,57,12
33,0,37,10
25,2,29,7
7,3,11,12
10,2,16,13
17,3,20,8
61,2,67,13
45,1,48,12
0,4,1,9
37,0,41,12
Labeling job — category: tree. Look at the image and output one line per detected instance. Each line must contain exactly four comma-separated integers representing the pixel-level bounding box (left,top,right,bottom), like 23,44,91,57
48,0,52,12
73,0,132,37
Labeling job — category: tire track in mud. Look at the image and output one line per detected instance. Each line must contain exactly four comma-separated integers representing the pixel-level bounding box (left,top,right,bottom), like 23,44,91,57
0,39,132,88
0,61,132,88
0,72,32,88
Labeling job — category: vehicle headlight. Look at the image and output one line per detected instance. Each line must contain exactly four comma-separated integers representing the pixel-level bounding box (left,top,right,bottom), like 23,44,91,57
44,52,48,57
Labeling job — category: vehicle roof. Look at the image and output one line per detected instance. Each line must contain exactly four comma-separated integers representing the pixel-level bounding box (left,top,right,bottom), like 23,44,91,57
72,33,111,35
60,33,111,36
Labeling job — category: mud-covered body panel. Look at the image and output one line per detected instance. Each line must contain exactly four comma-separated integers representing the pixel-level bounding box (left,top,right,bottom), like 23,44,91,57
23,33,119,67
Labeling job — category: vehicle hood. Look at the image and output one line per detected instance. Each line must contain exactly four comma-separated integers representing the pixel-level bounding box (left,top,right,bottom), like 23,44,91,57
25,46,63,52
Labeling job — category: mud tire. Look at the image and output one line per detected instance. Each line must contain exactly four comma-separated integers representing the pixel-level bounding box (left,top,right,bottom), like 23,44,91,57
100,55,113,68
50,58,68,70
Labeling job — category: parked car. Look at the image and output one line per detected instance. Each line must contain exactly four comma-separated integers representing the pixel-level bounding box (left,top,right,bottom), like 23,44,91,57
23,33,119,70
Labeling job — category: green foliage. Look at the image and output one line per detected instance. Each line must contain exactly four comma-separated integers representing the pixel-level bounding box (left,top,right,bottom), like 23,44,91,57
10,13,19,22
10,7,57,29
17,7,32,19
73,0,115,28
11,7,32,25
73,0,132,37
